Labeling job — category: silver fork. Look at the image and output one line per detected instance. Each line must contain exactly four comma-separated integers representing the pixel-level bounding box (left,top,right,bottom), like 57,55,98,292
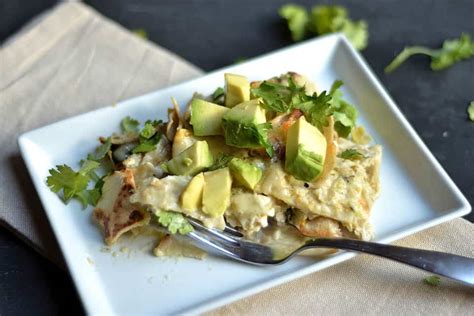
186,218,474,286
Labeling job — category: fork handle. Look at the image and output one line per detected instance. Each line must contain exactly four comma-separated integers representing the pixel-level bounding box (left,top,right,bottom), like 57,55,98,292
306,238,474,286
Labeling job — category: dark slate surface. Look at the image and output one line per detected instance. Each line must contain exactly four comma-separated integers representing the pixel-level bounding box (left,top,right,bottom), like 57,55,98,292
1,0,473,314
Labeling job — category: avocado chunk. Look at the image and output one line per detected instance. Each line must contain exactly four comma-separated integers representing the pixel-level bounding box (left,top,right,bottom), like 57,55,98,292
229,158,263,190
202,168,232,217
225,73,250,107
166,141,213,176
222,99,266,148
285,116,327,182
181,173,205,211
190,98,229,136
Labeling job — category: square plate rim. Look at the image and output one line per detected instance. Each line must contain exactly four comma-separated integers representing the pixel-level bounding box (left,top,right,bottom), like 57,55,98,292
17,33,471,314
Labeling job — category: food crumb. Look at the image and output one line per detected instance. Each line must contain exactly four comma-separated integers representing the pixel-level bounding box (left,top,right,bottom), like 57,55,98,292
148,276,154,284
86,257,95,265
442,131,449,138
120,246,130,254
112,251,119,257
100,246,111,253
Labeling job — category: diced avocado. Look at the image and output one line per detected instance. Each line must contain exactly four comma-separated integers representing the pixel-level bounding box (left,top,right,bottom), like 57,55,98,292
180,173,205,211
285,116,327,182
166,141,213,176
202,168,232,217
229,158,263,190
190,98,229,136
222,99,266,148
225,73,250,107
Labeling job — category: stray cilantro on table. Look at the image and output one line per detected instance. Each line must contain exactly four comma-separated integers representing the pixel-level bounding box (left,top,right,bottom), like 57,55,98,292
279,4,368,51
309,5,368,50
279,4,309,42
468,101,474,122
339,149,365,160
423,275,441,286
385,33,474,73
155,210,194,235
132,28,148,39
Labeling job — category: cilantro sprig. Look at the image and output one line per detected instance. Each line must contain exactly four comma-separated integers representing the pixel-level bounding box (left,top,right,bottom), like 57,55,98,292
385,33,474,73
47,160,101,208
279,4,368,50
132,120,163,153
468,101,474,122
252,77,358,137
121,116,140,134
155,210,194,235
423,275,441,286
339,149,365,160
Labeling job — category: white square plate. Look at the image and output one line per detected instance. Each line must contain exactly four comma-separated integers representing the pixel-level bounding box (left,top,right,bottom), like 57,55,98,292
19,34,471,315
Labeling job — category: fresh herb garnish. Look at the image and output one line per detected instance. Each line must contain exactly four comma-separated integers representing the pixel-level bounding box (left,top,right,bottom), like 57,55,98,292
88,137,112,162
279,4,368,50
155,210,194,235
423,275,441,286
251,77,307,113
253,77,357,136
385,33,474,73
121,116,140,134
279,4,309,42
46,160,100,208
467,101,474,121
339,149,365,160
212,87,225,102
255,122,274,157
208,154,233,171
133,121,163,153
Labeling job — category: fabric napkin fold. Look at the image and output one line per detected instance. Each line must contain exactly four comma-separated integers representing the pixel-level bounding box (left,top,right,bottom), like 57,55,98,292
0,2,472,314
0,1,202,263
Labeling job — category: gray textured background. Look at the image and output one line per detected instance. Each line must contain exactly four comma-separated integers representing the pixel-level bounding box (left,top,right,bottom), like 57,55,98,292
1,0,473,314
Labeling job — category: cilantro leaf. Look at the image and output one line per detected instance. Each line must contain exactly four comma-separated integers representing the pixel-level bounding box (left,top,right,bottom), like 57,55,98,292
88,138,111,162
339,149,365,160
297,91,334,131
121,116,140,134
468,101,474,122
208,154,233,171
309,5,368,50
255,122,274,157
385,33,474,73
132,121,162,153
329,83,358,137
423,275,441,286
133,133,161,153
155,210,194,235
140,122,156,139
212,87,225,102
133,28,148,39
46,160,100,207
251,77,306,113
279,4,309,42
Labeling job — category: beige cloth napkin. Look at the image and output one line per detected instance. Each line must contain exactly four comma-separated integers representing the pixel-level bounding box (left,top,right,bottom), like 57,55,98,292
0,1,202,263
0,2,472,314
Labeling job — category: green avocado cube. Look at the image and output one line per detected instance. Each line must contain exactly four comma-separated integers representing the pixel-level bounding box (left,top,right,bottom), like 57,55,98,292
190,98,229,136
229,158,263,190
202,168,232,217
222,99,266,148
285,117,327,182
166,141,213,176
225,73,250,107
